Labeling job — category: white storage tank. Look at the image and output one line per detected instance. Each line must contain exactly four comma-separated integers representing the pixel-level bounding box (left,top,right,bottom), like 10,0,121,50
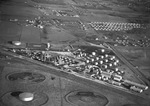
12,41,21,46
130,86,143,93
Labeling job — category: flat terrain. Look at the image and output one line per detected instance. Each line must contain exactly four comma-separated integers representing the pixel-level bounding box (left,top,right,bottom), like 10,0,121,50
0,0,150,106
116,47,150,83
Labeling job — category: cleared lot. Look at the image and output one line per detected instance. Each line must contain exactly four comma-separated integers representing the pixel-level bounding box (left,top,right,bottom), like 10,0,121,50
20,26,41,43
0,22,21,42
41,26,77,43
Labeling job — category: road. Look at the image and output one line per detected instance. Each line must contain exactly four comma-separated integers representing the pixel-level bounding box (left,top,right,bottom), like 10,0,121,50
108,44,150,86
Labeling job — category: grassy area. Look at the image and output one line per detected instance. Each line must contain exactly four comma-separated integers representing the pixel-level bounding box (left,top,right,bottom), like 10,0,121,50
31,0,65,5
116,47,150,84
41,26,77,43
0,21,21,42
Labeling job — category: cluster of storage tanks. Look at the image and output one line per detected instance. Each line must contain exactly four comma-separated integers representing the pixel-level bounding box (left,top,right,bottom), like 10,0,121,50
89,22,144,31
63,47,148,93
7,44,148,93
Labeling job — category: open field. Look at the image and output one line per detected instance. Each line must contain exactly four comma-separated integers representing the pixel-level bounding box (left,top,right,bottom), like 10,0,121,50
0,22,21,42
115,47,150,84
41,25,77,43
31,0,65,5
0,0,150,105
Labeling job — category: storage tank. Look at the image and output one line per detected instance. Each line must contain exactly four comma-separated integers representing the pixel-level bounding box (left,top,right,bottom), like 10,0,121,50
130,86,143,93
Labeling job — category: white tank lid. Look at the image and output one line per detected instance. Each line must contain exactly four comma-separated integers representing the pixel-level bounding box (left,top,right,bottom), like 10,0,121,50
19,92,34,101
12,41,21,46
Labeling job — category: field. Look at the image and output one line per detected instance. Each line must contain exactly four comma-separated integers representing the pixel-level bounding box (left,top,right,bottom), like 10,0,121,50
0,0,150,106
116,47,150,83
